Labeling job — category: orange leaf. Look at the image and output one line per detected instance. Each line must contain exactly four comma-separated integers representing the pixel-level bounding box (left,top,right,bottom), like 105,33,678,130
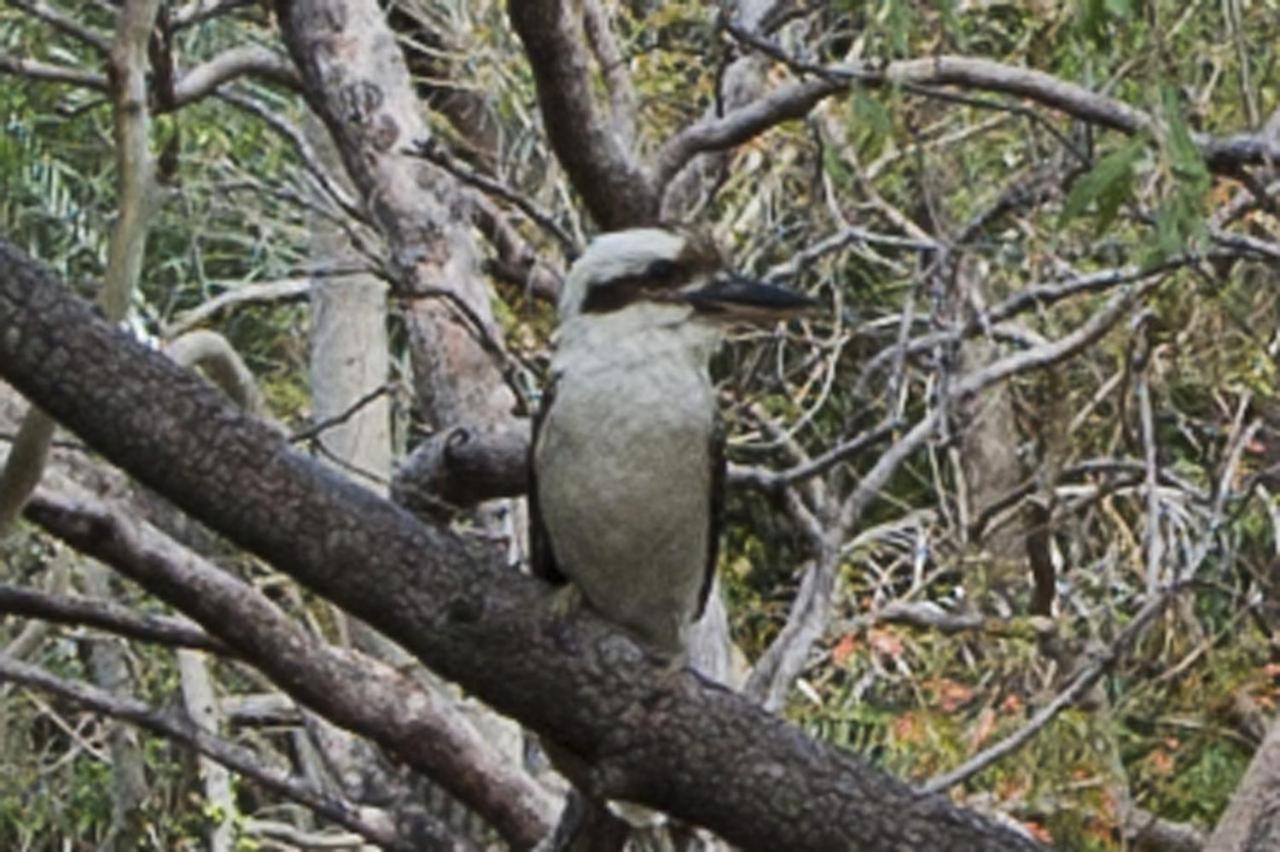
892,711,926,745
1021,821,1053,843
868,627,905,658
831,633,859,667
931,678,974,712
1147,749,1175,776
968,707,997,750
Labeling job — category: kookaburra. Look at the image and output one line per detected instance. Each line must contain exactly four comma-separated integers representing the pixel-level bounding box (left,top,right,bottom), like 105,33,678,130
531,227,815,663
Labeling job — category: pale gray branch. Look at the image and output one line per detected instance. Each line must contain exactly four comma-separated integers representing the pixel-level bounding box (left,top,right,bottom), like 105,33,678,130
163,278,311,337
172,45,301,107
0,582,225,652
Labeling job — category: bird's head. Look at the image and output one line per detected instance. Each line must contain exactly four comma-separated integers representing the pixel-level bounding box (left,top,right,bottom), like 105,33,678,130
557,227,817,329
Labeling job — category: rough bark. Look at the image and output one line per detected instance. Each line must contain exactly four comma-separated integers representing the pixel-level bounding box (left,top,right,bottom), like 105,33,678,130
275,0,515,435
0,242,1039,852
1207,715,1280,851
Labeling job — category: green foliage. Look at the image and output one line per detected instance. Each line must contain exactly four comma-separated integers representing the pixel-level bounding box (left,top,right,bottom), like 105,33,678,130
1060,136,1146,234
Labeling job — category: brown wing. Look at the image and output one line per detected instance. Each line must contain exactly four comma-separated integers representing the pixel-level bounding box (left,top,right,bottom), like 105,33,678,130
695,414,725,619
529,373,566,585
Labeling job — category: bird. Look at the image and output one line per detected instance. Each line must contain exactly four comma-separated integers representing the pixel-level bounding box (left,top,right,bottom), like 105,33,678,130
530,226,816,665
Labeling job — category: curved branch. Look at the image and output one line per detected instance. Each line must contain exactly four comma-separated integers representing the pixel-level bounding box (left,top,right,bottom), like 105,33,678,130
166,329,267,416
655,78,843,189
171,45,301,107
163,277,311,337
508,0,656,228
724,23,1280,173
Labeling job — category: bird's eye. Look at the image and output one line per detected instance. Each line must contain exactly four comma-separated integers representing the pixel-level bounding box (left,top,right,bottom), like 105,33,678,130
646,259,680,282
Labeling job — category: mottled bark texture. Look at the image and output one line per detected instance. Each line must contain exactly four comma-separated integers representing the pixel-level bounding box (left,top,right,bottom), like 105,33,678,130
0,243,1040,850
275,0,514,432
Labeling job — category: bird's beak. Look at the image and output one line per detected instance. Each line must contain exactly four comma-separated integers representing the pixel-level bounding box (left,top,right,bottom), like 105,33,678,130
682,274,819,323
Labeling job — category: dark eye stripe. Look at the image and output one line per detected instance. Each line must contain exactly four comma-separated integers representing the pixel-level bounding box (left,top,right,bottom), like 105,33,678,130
579,263,691,314
581,279,644,313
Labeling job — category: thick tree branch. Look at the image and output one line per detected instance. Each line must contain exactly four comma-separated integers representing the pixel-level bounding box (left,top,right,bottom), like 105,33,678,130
392,422,531,514
581,0,637,144
508,0,657,229
1208,713,1280,850
0,239,1039,850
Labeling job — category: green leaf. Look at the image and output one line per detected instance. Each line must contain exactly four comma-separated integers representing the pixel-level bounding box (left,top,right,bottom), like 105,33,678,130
1104,0,1132,17
822,144,850,183
853,92,892,159
1076,0,1107,42
1161,84,1209,190
885,0,916,55
1060,136,1146,232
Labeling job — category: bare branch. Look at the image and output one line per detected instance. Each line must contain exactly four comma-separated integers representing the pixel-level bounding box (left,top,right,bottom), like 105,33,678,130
725,22,1280,173
1208,714,1280,851
290,383,393,445
581,0,638,143
0,234,1041,852
163,277,311,337
743,544,841,711
730,420,901,492
412,138,577,255
922,590,1172,794
655,78,842,189
392,422,531,515
5,0,111,53
0,582,225,652
172,45,301,108
471,194,563,301
166,330,267,416
0,53,108,90
217,90,366,225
